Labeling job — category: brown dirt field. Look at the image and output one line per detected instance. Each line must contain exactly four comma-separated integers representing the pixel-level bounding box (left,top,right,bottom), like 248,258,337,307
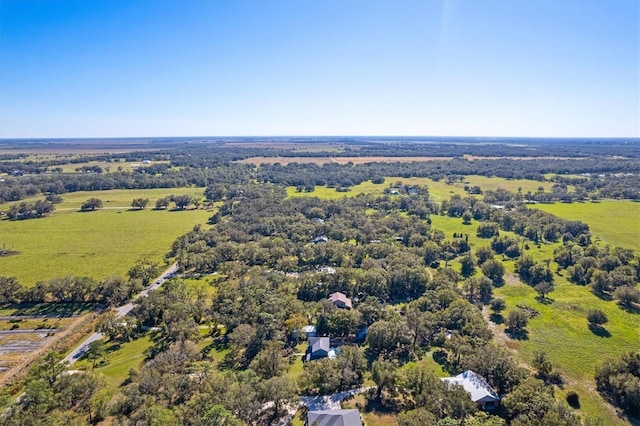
0,313,96,386
238,156,455,165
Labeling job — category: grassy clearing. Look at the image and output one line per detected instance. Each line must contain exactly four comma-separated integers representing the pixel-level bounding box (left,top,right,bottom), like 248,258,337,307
533,201,640,251
342,394,398,426
0,317,74,331
494,270,639,423
286,177,468,201
434,212,638,423
55,160,169,173
0,303,94,316
286,175,553,202
92,335,153,387
401,351,449,378
461,175,555,193
0,201,213,286
0,187,207,211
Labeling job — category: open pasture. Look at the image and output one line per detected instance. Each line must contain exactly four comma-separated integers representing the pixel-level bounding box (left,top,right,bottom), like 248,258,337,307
55,159,170,173
286,176,468,200
0,187,206,211
430,214,638,422
459,175,556,193
0,191,213,285
533,200,640,251
285,175,558,202
494,271,639,424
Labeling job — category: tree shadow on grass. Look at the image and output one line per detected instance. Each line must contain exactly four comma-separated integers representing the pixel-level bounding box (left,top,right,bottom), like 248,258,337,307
588,323,611,338
593,291,613,302
535,296,554,305
505,328,529,340
489,313,504,325
492,280,505,288
619,303,640,315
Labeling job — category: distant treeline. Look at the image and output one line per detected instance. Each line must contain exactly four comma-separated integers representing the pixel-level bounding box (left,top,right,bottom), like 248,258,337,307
1,143,640,204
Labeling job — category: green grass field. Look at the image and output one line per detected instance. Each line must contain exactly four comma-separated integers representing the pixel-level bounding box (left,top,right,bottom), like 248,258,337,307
533,200,640,251
0,189,213,286
495,276,639,423
433,213,638,423
93,335,153,387
286,175,558,202
286,176,468,201
0,187,206,211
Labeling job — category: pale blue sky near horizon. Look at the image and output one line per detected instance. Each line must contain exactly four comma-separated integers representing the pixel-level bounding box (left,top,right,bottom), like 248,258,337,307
0,0,638,138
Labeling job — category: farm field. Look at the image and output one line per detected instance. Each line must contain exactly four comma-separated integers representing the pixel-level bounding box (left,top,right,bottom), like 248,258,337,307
0,189,213,285
458,174,556,193
286,175,559,202
0,187,207,211
533,200,640,251
55,159,170,173
286,177,465,200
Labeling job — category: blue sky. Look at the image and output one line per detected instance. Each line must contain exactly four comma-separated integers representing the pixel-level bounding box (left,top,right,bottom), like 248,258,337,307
0,0,638,138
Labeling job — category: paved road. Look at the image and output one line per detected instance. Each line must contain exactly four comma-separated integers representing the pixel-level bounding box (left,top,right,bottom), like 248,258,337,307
61,262,178,366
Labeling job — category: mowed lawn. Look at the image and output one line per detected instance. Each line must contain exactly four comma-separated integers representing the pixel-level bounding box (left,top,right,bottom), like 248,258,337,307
0,190,213,285
533,200,640,251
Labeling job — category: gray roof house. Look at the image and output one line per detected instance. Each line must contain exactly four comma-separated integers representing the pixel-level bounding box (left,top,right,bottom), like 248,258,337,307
308,409,362,426
305,337,331,361
442,370,500,409
328,292,352,309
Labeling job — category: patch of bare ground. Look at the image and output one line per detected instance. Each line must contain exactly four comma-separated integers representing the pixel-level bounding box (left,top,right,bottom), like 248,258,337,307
0,313,98,386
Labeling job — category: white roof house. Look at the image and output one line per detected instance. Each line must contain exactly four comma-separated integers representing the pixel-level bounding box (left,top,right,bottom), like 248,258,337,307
442,370,500,409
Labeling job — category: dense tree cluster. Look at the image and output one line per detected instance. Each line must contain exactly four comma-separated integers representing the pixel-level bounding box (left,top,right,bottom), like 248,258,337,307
595,351,640,416
4,199,54,220
556,242,640,309
0,275,142,306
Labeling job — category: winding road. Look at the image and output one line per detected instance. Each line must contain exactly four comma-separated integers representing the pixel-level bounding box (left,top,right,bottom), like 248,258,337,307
61,262,178,366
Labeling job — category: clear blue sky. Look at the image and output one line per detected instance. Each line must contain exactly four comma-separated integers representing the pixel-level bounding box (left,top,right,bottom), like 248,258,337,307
0,0,638,138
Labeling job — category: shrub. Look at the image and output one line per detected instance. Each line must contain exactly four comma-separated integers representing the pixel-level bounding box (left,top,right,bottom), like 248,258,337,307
586,309,608,326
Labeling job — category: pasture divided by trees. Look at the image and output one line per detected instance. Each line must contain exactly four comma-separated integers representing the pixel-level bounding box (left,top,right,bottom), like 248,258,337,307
0,139,638,425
